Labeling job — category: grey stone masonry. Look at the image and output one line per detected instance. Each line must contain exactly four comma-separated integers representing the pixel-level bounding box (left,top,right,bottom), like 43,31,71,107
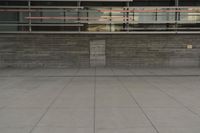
0,34,200,68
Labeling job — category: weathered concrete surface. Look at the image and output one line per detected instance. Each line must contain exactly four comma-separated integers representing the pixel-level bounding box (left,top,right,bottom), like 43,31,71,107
0,34,200,68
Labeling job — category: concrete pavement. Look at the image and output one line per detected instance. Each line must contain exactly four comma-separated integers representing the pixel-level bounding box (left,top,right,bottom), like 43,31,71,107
0,68,200,133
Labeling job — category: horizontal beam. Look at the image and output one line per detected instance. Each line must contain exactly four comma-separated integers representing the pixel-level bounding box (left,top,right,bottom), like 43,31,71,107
1,9,199,13
1,6,200,8
1,31,200,34
19,0,160,1
0,0,132,1
1,24,199,30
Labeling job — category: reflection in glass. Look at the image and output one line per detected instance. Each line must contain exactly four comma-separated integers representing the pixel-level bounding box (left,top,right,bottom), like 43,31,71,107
1,1,200,32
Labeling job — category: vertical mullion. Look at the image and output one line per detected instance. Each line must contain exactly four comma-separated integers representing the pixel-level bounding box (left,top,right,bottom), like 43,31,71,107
28,0,32,32
110,7,112,32
175,0,179,31
87,7,89,32
78,1,81,32
155,8,158,22
64,8,66,23
133,8,134,31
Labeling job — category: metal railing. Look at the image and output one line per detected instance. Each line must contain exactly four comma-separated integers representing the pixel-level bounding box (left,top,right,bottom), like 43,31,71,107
0,1,200,33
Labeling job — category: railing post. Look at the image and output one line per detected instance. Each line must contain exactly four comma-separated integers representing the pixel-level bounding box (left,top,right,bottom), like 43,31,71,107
126,1,129,32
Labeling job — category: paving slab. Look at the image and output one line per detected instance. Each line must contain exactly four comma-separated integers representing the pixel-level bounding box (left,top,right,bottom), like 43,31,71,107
38,108,93,128
95,108,152,129
96,127,157,133
32,127,93,133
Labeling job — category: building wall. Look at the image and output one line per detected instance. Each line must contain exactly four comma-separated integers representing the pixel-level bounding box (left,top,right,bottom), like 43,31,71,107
0,34,199,68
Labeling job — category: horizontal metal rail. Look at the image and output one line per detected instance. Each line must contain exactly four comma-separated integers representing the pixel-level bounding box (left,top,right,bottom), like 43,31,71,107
0,6,84,9
98,9,198,13
0,24,84,26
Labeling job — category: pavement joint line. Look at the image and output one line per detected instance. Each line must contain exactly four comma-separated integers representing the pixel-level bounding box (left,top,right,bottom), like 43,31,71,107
152,77,200,119
0,75,200,78
118,68,160,133
28,68,80,133
94,67,96,133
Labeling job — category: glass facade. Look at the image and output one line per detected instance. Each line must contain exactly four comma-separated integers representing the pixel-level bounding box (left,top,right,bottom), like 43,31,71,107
0,0,200,33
